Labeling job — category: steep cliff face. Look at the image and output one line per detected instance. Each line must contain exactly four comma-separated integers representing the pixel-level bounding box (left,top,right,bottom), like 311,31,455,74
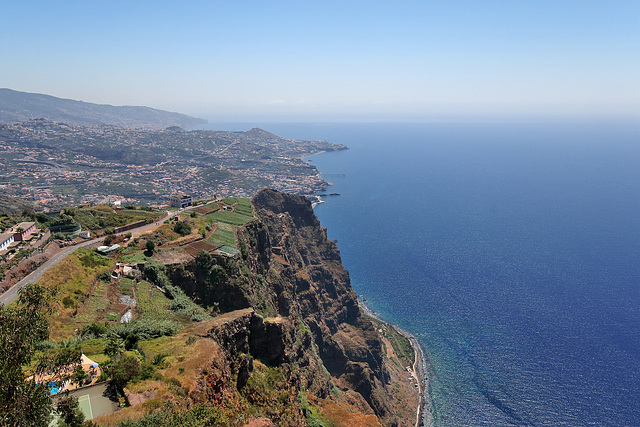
165,189,418,426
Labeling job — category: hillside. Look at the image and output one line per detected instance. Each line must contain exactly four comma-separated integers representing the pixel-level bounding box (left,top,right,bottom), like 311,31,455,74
14,191,421,426
0,88,207,130
0,194,35,215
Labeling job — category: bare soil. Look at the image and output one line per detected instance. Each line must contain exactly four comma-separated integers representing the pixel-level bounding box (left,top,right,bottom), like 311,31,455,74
0,241,64,294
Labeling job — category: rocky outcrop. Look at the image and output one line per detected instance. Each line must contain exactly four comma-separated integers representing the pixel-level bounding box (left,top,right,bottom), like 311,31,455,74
167,189,418,426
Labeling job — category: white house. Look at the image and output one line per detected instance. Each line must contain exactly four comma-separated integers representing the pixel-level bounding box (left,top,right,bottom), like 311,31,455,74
170,193,193,208
0,232,15,252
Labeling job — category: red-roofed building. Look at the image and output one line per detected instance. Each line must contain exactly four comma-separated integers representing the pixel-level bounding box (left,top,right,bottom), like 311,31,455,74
12,222,36,241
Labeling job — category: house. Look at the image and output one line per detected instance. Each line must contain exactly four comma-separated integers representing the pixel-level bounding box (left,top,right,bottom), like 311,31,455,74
12,222,36,241
0,232,14,252
111,262,140,279
170,193,193,208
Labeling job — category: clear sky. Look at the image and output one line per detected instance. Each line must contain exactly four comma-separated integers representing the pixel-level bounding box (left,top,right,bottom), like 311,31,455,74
2,0,639,122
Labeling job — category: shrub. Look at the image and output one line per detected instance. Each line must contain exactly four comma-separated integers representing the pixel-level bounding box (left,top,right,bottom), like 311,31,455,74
35,340,58,350
56,395,85,426
80,322,109,339
173,221,191,236
114,318,179,341
139,364,156,381
165,285,209,322
111,355,141,388
152,353,167,366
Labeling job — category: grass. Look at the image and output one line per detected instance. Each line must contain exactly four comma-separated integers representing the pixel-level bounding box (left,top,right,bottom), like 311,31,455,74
81,338,106,354
119,250,153,263
206,210,253,227
137,328,218,389
207,223,236,248
134,280,175,321
36,249,114,339
206,197,254,226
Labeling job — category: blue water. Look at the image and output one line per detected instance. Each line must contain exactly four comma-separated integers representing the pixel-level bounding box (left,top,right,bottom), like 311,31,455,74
208,122,640,426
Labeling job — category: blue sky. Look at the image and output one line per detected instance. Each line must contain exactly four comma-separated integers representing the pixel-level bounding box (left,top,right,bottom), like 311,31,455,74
1,0,638,121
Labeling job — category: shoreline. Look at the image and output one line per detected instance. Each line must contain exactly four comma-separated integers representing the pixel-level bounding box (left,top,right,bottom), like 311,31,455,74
358,299,432,427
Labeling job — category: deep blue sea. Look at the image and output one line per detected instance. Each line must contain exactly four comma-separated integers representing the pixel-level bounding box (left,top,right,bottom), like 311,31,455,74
209,122,640,426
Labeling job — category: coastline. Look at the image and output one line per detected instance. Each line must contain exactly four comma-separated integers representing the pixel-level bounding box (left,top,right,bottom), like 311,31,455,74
358,299,432,427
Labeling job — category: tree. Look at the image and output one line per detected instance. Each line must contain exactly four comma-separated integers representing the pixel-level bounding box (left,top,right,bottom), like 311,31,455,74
55,395,85,427
110,355,141,389
173,221,191,236
0,284,81,426
104,334,126,359
145,240,156,255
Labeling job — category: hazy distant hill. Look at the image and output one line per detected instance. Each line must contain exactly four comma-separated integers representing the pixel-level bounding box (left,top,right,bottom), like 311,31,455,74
0,88,207,130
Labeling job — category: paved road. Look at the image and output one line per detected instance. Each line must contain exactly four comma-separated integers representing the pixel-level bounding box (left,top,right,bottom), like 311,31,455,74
0,209,180,307
0,237,104,307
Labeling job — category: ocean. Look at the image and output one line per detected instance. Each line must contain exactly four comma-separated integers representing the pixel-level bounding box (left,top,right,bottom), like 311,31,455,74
209,122,640,426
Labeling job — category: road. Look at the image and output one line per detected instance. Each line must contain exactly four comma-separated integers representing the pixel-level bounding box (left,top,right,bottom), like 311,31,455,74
0,209,180,307
0,238,103,307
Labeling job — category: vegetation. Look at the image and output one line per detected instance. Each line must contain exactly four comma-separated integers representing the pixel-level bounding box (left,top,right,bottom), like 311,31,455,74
0,284,82,427
240,363,302,424
116,403,229,426
367,315,415,368
145,240,156,255
143,263,210,321
207,222,236,248
113,318,180,341
173,221,191,236
55,395,85,427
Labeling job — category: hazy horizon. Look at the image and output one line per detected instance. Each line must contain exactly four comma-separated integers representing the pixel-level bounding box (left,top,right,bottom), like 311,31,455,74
2,1,639,123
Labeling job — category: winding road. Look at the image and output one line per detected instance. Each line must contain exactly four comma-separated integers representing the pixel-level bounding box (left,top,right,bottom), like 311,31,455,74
0,209,180,307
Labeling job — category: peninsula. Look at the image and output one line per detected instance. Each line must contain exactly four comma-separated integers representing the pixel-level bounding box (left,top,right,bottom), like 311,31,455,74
0,120,346,211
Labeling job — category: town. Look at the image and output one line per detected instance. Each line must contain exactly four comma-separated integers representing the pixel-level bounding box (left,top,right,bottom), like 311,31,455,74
0,119,347,211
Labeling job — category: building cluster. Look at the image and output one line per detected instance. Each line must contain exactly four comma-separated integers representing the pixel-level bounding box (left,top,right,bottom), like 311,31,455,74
0,120,341,211
0,221,38,257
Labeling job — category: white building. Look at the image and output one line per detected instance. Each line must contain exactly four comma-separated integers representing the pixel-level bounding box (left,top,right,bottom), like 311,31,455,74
0,232,15,252
170,193,193,208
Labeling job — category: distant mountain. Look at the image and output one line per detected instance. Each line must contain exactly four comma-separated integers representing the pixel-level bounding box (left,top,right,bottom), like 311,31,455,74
0,88,207,130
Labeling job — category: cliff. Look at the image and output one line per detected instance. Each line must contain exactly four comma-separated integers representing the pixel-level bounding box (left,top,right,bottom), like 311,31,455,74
99,189,419,426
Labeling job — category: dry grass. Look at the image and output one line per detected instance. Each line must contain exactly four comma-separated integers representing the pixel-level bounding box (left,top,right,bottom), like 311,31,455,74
95,330,221,426
138,327,219,390
36,250,114,339
318,399,383,427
